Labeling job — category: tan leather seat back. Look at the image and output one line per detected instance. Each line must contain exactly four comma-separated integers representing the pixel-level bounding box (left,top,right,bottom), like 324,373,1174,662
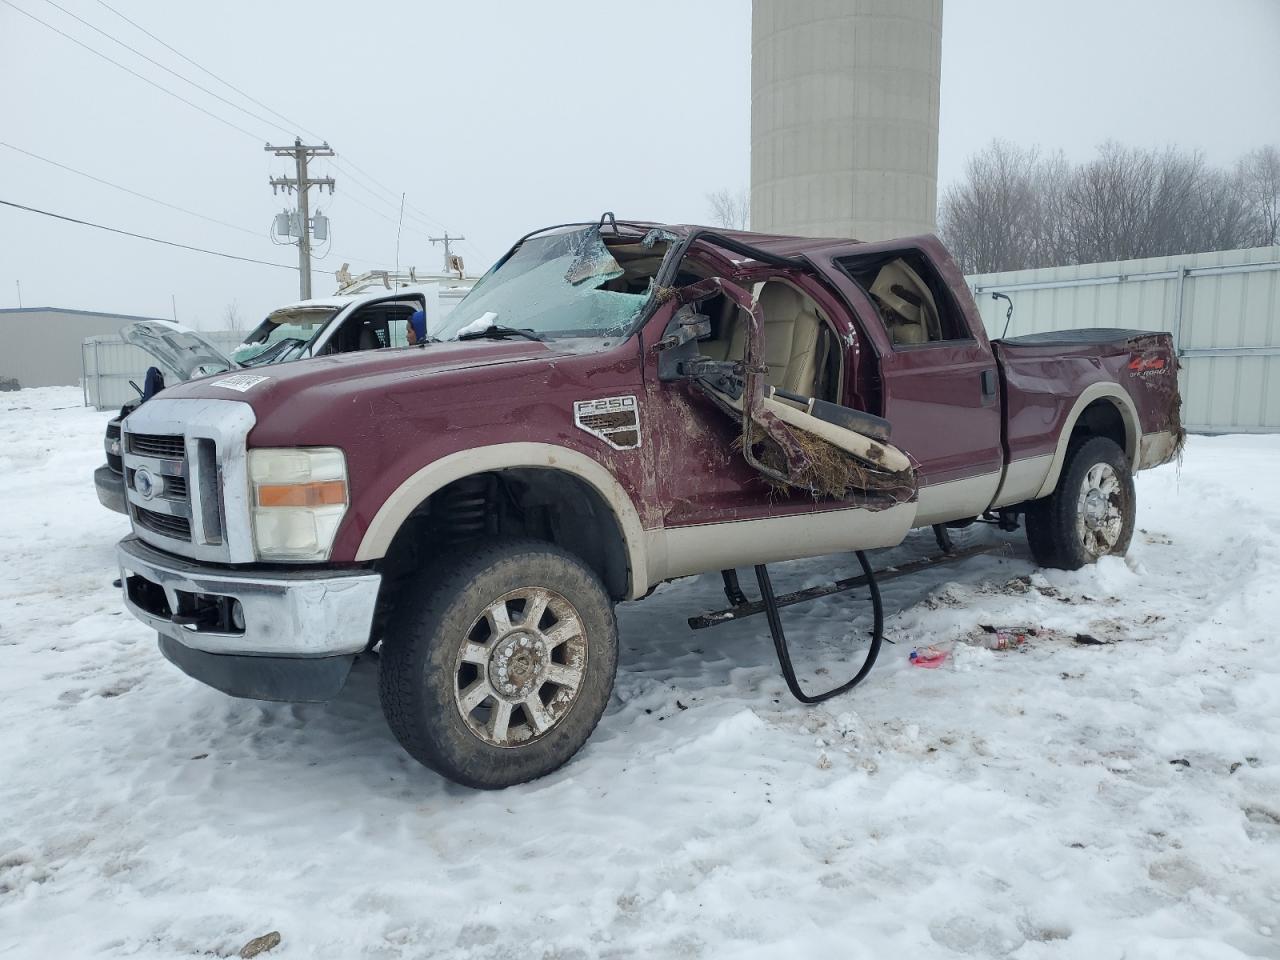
870,259,943,345
698,295,741,362
728,282,823,397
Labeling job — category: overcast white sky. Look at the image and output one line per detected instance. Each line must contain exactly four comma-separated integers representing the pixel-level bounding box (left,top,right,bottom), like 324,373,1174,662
2,0,1277,327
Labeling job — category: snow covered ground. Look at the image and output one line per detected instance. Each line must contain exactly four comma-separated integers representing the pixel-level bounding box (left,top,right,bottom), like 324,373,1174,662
1,386,1278,960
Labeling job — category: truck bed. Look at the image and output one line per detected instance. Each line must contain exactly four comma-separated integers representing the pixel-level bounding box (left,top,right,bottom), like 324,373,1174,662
993,328,1182,469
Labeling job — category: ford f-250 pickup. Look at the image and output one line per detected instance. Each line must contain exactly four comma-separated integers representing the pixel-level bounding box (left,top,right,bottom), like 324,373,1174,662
114,219,1183,788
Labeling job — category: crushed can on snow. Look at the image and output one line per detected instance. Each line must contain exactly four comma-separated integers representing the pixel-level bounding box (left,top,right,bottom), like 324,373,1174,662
977,626,1033,650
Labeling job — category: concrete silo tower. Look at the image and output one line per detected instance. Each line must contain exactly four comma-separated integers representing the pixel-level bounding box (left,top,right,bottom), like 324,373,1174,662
751,0,943,241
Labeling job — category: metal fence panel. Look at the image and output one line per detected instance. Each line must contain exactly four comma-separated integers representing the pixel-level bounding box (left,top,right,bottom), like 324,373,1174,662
82,330,245,410
968,246,1280,434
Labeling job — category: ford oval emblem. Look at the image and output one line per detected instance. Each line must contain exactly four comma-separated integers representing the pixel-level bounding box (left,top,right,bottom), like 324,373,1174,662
134,467,162,500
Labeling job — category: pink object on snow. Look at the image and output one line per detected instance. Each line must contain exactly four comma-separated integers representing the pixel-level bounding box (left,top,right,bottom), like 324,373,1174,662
909,646,949,668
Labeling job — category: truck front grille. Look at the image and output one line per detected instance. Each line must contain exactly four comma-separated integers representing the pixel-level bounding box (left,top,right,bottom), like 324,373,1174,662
132,505,192,541
125,468,188,503
119,397,256,563
128,432,186,459
123,430,198,545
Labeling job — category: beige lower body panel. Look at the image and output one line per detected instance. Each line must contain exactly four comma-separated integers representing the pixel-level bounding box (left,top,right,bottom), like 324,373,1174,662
655,500,916,583
1140,430,1180,469
911,471,1003,527
990,454,1054,509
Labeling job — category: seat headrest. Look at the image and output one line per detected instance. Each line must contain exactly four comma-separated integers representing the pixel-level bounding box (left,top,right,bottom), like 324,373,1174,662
756,282,805,319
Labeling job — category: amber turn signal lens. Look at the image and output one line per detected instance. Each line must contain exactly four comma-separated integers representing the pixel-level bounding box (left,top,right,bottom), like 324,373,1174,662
256,480,346,508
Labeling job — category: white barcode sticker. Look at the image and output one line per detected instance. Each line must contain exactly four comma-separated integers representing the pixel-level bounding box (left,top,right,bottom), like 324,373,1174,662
210,374,270,393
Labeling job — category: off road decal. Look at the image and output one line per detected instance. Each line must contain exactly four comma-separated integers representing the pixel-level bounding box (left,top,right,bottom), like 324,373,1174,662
574,396,641,450
1128,353,1170,378
210,374,271,392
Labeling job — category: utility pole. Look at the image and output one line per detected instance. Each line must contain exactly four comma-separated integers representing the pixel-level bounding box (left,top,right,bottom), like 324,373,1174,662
429,232,466,276
266,138,335,299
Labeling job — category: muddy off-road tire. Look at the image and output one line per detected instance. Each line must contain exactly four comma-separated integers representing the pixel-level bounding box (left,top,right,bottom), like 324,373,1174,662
1025,436,1135,570
378,539,618,789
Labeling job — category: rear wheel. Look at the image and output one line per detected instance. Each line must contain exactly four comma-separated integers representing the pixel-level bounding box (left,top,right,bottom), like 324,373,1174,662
379,539,618,789
1025,436,1135,570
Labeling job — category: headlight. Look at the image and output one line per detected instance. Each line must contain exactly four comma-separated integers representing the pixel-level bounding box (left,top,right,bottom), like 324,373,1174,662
248,447,348,561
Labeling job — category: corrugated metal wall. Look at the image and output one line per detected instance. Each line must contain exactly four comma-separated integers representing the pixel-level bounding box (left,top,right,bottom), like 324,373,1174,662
82,330,245,411
968,246,1280,434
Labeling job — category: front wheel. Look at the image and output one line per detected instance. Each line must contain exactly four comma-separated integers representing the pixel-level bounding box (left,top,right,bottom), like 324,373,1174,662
1025,436,1135,570
379,539,618,789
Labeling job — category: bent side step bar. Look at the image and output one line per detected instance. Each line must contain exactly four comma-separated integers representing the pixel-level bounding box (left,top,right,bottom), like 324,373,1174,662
688,542,1008,631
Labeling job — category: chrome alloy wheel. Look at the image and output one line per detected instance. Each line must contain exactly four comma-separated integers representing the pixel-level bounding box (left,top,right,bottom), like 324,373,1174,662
1076,462,1124,557
452,587,588,747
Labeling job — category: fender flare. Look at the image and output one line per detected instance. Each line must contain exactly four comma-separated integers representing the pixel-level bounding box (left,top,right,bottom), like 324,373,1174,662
354,442,651,596
1032,382,1140,500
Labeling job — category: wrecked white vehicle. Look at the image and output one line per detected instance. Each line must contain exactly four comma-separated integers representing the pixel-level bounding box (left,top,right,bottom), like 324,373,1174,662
95,285,453,513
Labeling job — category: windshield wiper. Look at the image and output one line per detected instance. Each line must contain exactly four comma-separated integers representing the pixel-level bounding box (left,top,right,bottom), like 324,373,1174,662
456,324,545,342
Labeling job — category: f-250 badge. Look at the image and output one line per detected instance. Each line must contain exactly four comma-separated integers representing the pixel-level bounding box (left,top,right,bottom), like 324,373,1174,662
574,396,641,450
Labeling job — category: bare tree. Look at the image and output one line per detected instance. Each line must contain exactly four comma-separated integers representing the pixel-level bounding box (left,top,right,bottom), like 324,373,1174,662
223,300,244,332
707,188,750,230
938,141,1042,274
1240,145,1280,247
941,140,1280,273
1186,166,1253,253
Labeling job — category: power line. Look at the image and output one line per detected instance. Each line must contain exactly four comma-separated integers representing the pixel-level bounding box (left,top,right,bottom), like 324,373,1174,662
20,0,460,250
1,0,269,142
81,1,449,232
99,0,453,236
328,166,426,228
3,140,383,269
329,157,449,232
91,0,453,234
0,140,264,238
35,0,295,140
94,0,324,143
0,198,298,271
331,183,435,243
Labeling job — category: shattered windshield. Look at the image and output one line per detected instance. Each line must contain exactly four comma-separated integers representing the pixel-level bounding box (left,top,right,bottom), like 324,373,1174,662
233,306,339,364
435,227,656,341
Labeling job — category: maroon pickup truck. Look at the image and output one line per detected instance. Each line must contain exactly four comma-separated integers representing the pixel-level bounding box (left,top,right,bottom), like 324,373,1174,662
114,220,1182,788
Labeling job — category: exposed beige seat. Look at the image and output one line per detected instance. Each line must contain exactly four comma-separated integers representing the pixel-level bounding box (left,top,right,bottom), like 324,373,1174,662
725,282,823,397
698,295,741,362
870,259,942,346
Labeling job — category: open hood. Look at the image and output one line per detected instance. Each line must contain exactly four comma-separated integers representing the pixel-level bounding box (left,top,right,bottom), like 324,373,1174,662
121,320,236,383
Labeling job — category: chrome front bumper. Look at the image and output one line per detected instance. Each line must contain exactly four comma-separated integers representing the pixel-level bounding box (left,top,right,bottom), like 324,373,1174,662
117,536,381,658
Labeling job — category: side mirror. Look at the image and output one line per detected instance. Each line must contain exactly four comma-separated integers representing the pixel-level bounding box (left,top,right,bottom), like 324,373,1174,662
657,305,715,382
656,304,711,350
